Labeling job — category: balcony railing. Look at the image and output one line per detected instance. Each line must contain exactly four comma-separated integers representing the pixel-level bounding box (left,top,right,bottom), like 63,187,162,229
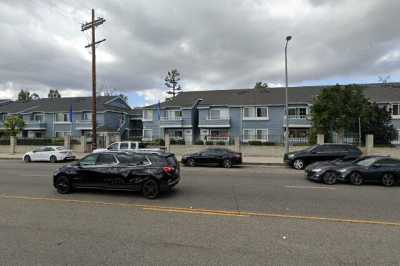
24,121,47,130
160,117,182,121
75,120,92,130
160,117,183,128
205,136,230,141
199,117,230,127
288,114,311,120
289,137,309,144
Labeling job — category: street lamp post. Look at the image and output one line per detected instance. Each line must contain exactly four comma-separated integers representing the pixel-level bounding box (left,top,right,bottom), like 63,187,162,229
284,35,292,155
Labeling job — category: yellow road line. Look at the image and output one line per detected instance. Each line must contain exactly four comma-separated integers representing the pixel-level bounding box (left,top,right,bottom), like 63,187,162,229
1,194,400,227
143,207,248,217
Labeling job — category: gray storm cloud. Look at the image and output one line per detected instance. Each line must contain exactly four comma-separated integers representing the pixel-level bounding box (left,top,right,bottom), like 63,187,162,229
0,0,399,99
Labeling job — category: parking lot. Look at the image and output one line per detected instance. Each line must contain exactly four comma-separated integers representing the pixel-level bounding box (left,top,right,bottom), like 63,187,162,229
1,160,400,265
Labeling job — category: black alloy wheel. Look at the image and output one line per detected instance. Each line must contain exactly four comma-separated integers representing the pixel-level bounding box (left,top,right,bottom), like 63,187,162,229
293,159,305,170
322,171,337,185
142,179,160,199
50,155,57,163
24,155,31,163
55,176,72,194
187,158,195,167
350,172,363,185
382,173,396,187
223,159,232,169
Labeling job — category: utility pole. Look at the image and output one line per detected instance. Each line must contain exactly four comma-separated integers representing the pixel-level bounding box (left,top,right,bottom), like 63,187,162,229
284,36,292,155
81,9,106,150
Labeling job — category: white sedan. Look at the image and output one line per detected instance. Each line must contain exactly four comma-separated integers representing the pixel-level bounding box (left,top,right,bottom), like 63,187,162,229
23,146,76,163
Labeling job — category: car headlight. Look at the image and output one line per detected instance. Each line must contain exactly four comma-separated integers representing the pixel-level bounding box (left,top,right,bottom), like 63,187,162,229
313,168,322,173
339,168,348,173
288,154,295,158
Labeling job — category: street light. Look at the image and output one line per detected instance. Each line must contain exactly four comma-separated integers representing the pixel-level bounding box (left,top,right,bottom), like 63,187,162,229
284,35,292,155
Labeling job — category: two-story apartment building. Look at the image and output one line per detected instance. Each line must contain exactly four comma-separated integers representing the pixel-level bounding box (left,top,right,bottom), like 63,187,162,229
142,83,400,144
0,96,133,140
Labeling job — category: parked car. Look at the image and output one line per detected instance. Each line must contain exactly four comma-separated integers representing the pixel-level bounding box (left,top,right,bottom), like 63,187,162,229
53,151,180,199
23,146,75,163
305,156,376,184
284,144,362,170
306,156,400,186
92,141,162,153
181,148,242,168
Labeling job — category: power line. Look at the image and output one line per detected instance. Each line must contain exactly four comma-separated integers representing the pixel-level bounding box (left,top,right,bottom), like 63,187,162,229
81,9,106,151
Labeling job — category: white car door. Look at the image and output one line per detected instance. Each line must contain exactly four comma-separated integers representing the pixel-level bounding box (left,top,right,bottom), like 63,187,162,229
41,147,55,161
31,147,45,161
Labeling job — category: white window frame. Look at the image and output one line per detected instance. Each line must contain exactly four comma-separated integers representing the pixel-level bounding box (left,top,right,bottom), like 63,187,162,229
142,110,153,121
142,129,153,141
288,107,308,120
81,112,92,121
391,103,400,119
164,110,182,121
208,108,229,120
55,113,70,123
242,128,269,142
243,106,269,120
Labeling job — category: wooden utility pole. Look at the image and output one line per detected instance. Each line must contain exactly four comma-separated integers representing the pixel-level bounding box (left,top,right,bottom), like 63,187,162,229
81,9,106,150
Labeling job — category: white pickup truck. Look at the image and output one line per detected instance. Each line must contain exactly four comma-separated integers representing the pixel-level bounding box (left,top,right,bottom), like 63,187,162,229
92,141,162,153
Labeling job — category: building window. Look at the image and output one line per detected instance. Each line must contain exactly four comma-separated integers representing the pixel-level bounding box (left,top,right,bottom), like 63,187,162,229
81,112,92,121
288,107,308,119
209,109,229,120
56,113,69,122
0,113,6,122
143,129,152,140
165,110,182,120
143,110,153,121
55,132,71,138
243,128,269,142
391,104,400,117
243,107,268,120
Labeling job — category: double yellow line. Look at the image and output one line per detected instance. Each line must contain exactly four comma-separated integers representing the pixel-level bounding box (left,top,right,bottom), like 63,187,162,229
1,194,400,227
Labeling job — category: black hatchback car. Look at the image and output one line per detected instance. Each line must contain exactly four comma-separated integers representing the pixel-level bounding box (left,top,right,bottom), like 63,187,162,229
284,144,362,170
53,151,180,199
181,148,242,168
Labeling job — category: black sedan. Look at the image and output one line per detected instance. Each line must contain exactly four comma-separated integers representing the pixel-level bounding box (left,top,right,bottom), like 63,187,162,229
181,148,242,168
284,144,362,170
306,156,400,186
53,151,180,199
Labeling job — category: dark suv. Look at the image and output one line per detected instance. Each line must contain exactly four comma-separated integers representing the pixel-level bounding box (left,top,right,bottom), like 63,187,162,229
53,151,180,199
284,144,362,170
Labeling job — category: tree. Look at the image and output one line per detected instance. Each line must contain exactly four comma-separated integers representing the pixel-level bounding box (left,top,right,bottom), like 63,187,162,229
311,84,396,144
165,69,182,98
4,116,25,136
254,81,268,90
48,89,61,98
18,90,39,102
100,88,128,103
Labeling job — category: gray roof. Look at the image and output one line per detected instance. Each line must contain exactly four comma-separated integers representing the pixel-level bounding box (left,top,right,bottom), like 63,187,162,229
0,96,131,114
148,83,400,108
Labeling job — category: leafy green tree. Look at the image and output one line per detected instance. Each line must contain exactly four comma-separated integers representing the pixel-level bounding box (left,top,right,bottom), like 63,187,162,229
4,116,25,136
165,69,182,98
311,84,396,144
48,89,61,98
254,81,268,90
18,89,39,102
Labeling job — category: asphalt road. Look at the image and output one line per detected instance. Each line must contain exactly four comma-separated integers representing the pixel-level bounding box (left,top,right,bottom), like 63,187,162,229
0,160,399,265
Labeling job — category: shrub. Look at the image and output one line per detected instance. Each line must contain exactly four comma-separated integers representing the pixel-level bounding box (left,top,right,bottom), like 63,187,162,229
150,138,165,146
16,138,64,146
194,140,204,145
216,141,226,145
0,139,10,145
205,141,214,145
247,140,276,146
170,139,185,145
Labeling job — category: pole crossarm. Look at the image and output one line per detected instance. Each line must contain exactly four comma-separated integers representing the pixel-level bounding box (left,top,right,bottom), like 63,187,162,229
81,18,106,31
85,39,106,48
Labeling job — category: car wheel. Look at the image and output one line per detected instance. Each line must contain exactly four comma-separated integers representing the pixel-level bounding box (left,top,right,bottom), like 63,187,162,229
293,159,305,170
322,171,337,185
223,159,232,169
50,155,57,163
382,173,396,187
55,176,72,194
24,155,31,163
187,158,195,167
349,172,363,185
142,179,160,199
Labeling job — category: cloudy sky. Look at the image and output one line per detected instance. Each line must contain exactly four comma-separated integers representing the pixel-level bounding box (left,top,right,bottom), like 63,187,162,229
0,0,399,106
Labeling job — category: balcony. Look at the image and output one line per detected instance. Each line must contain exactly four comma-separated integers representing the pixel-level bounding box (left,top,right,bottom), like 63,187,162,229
160,117,183,128
288,114,311,120
75,120,92,130
24,121,47,130
199,117,230,128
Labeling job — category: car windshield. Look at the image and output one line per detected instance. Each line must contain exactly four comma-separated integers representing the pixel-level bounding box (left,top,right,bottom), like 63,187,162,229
305,145,318,152
56,147,65,150
356,157,379,167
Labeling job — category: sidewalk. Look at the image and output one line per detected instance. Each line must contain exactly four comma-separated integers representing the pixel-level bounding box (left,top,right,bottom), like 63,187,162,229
0,153,284,165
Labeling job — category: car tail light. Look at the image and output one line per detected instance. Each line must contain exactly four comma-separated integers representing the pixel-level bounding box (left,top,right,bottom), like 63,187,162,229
163,166,175,175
